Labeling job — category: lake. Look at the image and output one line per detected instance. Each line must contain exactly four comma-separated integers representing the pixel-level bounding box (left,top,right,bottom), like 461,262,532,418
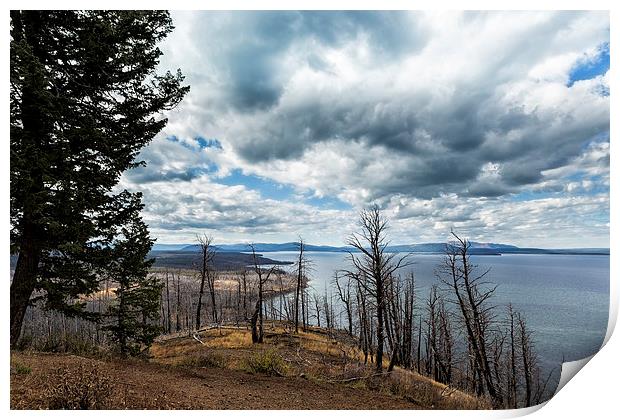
258,251,610,392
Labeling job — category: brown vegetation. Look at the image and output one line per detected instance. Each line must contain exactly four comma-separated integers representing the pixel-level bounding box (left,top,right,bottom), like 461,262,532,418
11,325,487,409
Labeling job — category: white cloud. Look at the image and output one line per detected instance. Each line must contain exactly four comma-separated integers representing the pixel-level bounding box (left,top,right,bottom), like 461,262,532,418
126,11,609,248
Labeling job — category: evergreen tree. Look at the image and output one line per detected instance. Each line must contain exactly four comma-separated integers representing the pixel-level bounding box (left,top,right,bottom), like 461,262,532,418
10,11,189,346
103,196,162,356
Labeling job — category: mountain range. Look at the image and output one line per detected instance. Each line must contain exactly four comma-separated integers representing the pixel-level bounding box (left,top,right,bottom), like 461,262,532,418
152,242,609,255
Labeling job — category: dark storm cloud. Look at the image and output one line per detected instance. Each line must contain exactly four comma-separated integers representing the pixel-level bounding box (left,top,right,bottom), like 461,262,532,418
465,182,515,198
300,11,430,58
126,166,214,184
371,156,482,199
188,11,429,112
156,212,283,231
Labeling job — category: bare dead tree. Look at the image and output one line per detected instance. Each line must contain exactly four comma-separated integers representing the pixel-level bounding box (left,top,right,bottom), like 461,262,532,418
312,293,322,328
277,272,292,323
323,292,332,332
334,271,354,336
174,271,181,332
507,304,518,408
425,285,440,381
160,296,166,332
236,272,242,327
422,285,454,384
491,324,507,405
294,238,305,333
353,274,371,364
195,234,216,330
206,257,219,325
345,206,412,372
437,294,453,385
401,273,416,369
416,314,423,374
517,312,533,407
384,272,417,371
249,244,276,344
438,231,503,407
165,271,172,334
241,269,248,321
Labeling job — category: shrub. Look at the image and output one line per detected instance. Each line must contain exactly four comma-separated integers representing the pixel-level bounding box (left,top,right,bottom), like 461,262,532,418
63,334,101,356
12,362,32,375
15,334,33,351
243,348,288,376
178,352,228,369
28,333,101,356
45,364,112,409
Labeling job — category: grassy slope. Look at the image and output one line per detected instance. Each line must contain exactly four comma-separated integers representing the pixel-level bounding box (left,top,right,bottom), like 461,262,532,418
10,325,488,410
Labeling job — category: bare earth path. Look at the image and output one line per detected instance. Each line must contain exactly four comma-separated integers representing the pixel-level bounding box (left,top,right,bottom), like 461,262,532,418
10,352,421,409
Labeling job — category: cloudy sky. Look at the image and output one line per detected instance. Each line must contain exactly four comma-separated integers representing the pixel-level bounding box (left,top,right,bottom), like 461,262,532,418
119,11,610,248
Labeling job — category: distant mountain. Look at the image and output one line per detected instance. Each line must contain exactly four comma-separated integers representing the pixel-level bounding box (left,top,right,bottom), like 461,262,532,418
169,242,608,255
469,242,519,250
9,242,609,272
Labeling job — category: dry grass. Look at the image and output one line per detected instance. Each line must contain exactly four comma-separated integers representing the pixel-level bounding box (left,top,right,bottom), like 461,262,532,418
149,325,486,410
151,336,202,360
11,322,486,410
379,369,490,409
204,330,253,349
11,351,423,409
242,348,288,376
44,364,112,409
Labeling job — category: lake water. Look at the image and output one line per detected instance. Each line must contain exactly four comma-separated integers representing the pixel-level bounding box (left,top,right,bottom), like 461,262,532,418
259,251,610,391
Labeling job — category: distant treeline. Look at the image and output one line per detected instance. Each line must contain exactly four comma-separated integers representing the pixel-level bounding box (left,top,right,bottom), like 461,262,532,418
148,250,293,271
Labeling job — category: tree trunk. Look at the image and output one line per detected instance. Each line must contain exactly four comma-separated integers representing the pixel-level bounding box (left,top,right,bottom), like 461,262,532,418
118,285,127,356
196,281,205,330
208,271,218,324
295,242,303,333
242,271,248,320
416,315,422,374
375,275,385,372
519,316,533,407
251,299,261,343
10,228,41,347
509,306,517,408
175,273,181,332
165,272,172,334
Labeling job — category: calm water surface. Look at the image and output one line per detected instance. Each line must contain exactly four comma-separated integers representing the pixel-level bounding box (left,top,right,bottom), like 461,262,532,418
260,251,610,390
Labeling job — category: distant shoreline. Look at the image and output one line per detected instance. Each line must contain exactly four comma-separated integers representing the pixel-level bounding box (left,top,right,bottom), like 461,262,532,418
9,246,608,275
152,242,610,256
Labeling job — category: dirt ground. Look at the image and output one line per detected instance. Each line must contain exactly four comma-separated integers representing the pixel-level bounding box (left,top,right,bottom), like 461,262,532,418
10,351,421,410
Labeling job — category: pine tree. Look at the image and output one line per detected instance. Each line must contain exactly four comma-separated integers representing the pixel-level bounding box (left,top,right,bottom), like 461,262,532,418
103,197,162,356
10,11,189,346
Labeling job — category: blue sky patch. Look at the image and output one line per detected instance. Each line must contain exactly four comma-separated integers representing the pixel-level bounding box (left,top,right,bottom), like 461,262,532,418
568,42,609,87
217,169,296,201
195,136,223,150
167,135,223,150
216,169,352,209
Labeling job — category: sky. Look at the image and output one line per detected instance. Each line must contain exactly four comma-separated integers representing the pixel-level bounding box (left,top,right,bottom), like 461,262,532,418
118,10,610,248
